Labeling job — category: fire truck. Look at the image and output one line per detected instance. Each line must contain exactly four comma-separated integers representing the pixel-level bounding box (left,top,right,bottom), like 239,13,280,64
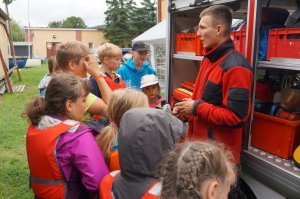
166,0,300,198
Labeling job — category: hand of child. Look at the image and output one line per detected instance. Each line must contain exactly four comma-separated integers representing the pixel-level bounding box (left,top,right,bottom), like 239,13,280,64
84,55,99,78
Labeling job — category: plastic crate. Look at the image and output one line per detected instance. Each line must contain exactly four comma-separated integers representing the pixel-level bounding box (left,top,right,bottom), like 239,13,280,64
251,112,300,159
230,30,246,56
176,33,203,56
267,28,300,60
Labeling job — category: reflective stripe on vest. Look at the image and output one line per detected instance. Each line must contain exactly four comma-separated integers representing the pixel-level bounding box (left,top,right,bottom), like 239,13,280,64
99,170,161,199
142,182,161,199
99,170,120,199
26,120,79,199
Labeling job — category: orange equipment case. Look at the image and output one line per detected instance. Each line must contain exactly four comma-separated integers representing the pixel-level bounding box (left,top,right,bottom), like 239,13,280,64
176,33,204,56
267,28,300,60
231,30,246,56
251,112,300,159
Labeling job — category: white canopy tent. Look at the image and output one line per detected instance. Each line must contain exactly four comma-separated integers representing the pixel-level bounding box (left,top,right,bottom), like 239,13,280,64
132,19,166,45
132,19,167,94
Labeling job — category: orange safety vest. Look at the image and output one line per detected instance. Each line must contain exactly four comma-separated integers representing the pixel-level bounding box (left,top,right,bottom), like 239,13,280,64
99,170,161,199
26,119,79,199
109,150,120,171
93,74,126,120
103,74,126,91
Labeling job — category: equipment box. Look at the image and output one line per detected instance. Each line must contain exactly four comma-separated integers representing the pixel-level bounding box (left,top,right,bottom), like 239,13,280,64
231,30,246,56
176,33,203,56
267,28,300,60
251,112,300,159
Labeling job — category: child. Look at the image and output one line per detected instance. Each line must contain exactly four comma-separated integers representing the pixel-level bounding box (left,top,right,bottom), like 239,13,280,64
96,88,148,171
24,73,109,198
55,41,112,113
55,41,112,132
140,74,168,109
160,141,237,199
99,108,183,199
90,43,126,99
38,56,55,96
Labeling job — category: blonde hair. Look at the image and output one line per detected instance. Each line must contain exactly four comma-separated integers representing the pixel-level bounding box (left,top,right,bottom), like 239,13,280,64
160,141,237,199
97,88,148,164
55,41,90,72
97,43,122,63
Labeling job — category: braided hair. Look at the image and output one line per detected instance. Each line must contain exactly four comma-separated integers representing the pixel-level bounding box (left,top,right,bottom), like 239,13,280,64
160,141,237,199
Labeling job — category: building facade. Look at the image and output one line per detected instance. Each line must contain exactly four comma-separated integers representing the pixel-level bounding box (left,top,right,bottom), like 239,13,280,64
158,0,167,22
25,28,107,58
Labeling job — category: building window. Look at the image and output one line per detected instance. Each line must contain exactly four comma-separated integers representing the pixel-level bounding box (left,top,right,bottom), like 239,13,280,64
89,43,93,49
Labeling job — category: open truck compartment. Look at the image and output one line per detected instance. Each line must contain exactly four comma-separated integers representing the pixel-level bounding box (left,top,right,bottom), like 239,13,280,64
166,0,300,198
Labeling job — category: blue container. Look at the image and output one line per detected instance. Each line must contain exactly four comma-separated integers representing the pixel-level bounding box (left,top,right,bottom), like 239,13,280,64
9,58,27,69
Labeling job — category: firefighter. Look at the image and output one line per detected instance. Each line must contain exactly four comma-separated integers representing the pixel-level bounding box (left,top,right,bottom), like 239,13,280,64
173,5,253,163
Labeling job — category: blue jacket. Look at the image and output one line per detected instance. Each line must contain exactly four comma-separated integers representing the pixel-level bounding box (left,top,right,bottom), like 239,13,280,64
117,58,156,89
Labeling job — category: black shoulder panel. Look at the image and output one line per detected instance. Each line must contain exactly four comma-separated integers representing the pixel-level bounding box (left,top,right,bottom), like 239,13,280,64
220,50,251,72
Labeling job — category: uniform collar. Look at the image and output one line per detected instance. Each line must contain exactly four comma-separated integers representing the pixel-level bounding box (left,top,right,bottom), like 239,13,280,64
204,39,234,62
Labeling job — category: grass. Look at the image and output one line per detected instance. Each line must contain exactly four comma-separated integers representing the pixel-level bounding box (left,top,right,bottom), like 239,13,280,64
0,64,48,199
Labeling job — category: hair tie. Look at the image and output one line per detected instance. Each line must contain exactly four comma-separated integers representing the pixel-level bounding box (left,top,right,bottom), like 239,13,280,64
110,122,117,128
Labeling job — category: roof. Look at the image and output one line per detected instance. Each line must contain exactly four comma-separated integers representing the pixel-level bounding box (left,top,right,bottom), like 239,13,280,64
90,24,106,30
24,27,101,31
133,19,166,45
0,8,10,20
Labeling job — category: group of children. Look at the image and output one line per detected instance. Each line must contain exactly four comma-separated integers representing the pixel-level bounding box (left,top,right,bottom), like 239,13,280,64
25,40,237,199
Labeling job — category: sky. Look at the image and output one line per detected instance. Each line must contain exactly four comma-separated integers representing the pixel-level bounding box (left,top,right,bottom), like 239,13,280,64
0,0,141,28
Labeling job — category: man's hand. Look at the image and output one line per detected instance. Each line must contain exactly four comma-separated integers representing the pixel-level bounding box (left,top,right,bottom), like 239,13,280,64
172,98,194,120
84,55,100,78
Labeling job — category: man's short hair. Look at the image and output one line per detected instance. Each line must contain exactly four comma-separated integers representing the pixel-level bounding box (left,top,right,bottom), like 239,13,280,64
97,43,122,63
55,41,90,71
200,5,233,35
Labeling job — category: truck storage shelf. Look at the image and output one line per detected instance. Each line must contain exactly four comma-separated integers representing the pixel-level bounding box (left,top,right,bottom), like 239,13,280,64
258,58,300,71
173,53,203,61
241,146,300,198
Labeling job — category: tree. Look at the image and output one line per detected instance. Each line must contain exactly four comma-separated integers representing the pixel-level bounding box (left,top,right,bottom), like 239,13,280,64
139,0,156,33
3,0,14,4
48,21,62,28
62,16,87,28
104,0,157,46
48,17,87,28
11,20,25,41
105,0,141,46
105,0,132,46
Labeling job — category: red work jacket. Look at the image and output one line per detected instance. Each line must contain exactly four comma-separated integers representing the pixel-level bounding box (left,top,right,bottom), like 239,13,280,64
188,39,253,163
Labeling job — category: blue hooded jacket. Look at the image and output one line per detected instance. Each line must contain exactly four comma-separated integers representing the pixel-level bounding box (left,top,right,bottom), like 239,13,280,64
117,57,156,89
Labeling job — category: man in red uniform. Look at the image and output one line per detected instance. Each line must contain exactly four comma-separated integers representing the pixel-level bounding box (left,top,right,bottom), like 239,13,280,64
173,5,253,163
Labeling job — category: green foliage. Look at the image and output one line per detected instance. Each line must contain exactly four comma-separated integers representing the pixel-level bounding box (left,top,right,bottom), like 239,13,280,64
48,21,63,28
48,16,87,28
104,0,156,46
62,16,87,28
11,20,25,41
0,64,48,198
138,0,156,34
2,0,14,5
